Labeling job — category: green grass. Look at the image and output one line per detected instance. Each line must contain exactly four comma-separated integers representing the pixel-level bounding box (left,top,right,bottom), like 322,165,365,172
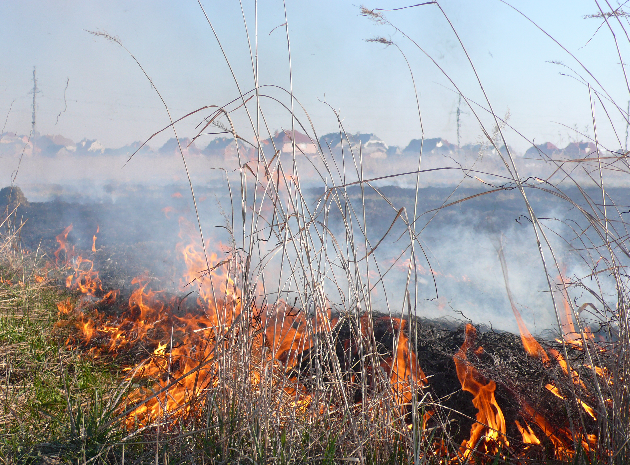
0,242,125,464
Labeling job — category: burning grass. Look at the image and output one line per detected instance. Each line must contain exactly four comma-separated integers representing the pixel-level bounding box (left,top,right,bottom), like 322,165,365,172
3,2,630,464
38,219,439,463
0,220,125,464
0,207,620,464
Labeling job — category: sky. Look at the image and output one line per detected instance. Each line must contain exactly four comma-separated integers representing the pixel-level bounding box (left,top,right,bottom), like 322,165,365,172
1,0,629,153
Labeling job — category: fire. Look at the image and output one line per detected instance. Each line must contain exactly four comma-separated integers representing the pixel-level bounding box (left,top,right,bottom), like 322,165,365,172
56,222,427,429
514,419,541,445
545,383,596,420
382,318,428,407
54,224,74,264
503,264,605,459
510,301,550,364
453,324,508,458
500,246,550,364
56,298,73,316
92,225,99,252
520,400,575,460
51,219,614,462
585,364,613,385
66,256,104,296
556,273,580,343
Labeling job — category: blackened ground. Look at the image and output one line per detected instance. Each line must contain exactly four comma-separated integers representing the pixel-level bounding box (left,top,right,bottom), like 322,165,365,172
413,320,605,458
2,184,236,287
288,311,603,456
3,184,609,459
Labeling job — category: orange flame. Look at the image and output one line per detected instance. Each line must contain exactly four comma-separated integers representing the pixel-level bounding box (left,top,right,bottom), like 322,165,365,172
556,273,580,343
520,400,597,460
382,318,428,407
54,224,74,264
545,383,596,420
453,324,508,458
499,247,550,364
92,225,99,252
515,419,541,445
55,221,428,430
56,298,74,316
512,306,550,363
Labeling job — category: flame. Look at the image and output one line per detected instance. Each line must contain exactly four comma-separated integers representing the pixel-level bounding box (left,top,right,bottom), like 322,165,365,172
545,383,596,420
546,347,587,390
263,301,316,369
520,400,596,460
556,273,580,343
52,219,427,434
515,419,541,445
511,306,550,363
499,247,550,364
56,298,74,316
81,318,96,343
585,364,613,385
520,401,572,459
502,265,603,458
54,224,74,264
92,225,99,252
382,318,428,407
453,324,508,458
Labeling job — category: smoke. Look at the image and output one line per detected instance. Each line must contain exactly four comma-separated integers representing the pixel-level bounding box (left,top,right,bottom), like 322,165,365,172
2,129,624,337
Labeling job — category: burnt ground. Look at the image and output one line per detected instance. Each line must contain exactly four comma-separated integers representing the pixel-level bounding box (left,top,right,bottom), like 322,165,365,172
2,184,610,458
285,312,605,457
2,183,237,290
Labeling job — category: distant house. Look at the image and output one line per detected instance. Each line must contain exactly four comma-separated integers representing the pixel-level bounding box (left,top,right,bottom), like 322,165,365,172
318,132,388,158
563,141,597,159
524,142,560,159
403,138,457,155
271,130,317,155
524,141,598,159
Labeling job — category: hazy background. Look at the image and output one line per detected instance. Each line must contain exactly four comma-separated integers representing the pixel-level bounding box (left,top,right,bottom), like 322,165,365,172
1,1,627,152
1,1,626,335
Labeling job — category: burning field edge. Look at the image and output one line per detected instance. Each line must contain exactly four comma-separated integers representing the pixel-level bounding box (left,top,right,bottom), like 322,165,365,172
0,202,619,465
2,3,629,462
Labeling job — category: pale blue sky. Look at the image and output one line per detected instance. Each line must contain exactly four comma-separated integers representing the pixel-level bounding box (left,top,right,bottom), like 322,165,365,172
1,1,628,152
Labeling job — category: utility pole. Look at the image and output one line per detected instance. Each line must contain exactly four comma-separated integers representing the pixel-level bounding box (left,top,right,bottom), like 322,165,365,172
30,67,40,136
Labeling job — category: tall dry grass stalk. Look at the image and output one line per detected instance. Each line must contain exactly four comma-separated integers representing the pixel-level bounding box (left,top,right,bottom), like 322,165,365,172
89,1,630,462
7,1,629,463
78,2,442,463
361,2,630,463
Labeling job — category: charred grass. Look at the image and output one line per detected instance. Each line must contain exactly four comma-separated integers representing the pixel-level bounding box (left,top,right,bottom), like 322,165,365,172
0,207,618,465
2,2,630,464
0,218,449,464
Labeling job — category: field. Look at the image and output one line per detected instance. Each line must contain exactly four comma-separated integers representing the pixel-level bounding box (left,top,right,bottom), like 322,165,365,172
2,2,630,464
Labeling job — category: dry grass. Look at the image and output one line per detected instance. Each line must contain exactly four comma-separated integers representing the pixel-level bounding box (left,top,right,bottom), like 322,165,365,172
2,1,630,464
